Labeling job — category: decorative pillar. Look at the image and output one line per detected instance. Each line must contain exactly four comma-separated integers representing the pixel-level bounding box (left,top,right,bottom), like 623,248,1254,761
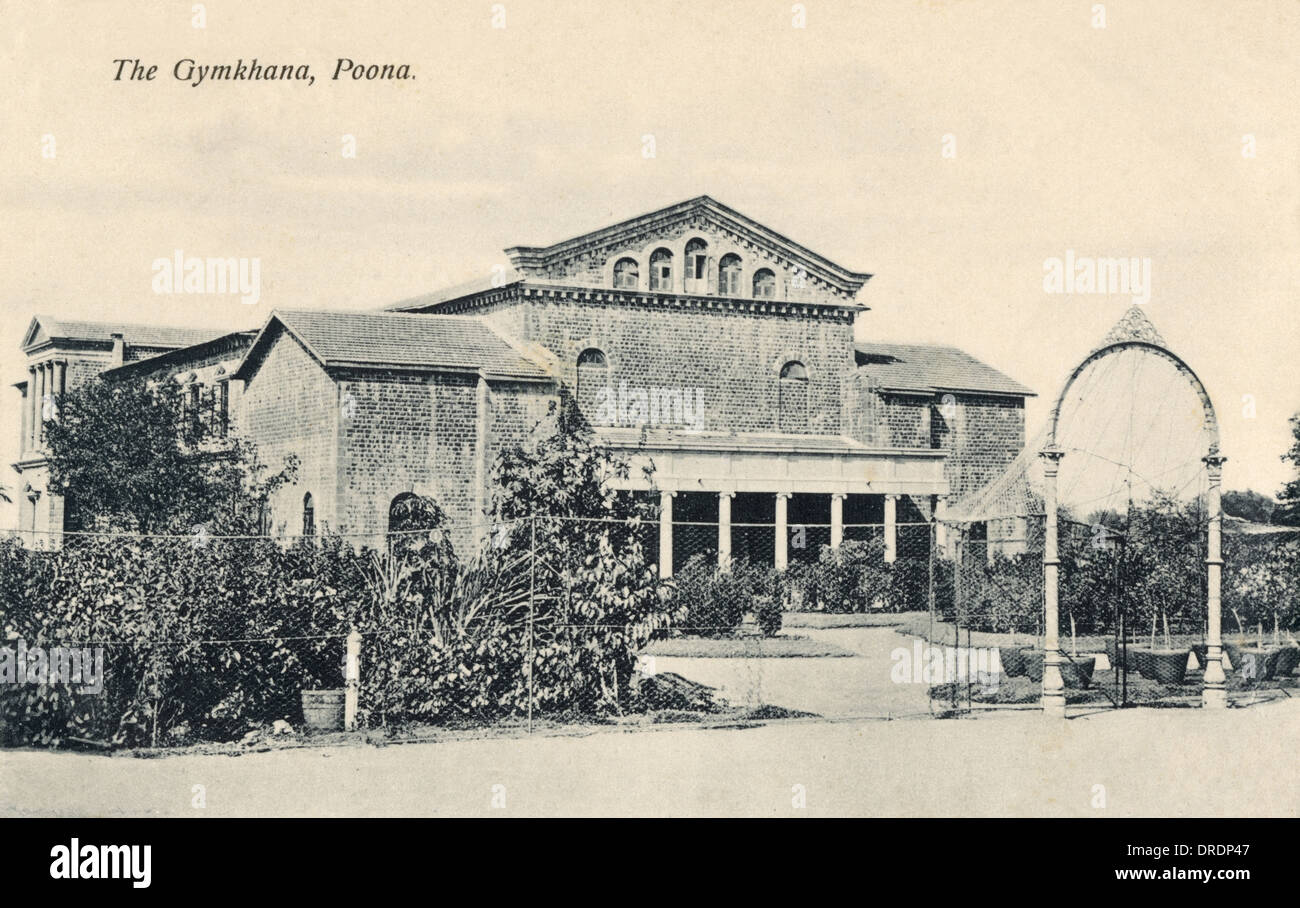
884,494,899,563
1202,453,1228,709
718,491,734,571
27,365,38,451
1039,446,1067,719
20,374,30,455
658,490,675,579
36,362,47,450
774,492,791,570
830,493,845,549
50,360,65,427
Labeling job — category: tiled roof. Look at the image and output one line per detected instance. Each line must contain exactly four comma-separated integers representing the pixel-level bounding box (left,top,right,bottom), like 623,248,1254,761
28,316,231,350
237,309,552,380
854,342,1034,397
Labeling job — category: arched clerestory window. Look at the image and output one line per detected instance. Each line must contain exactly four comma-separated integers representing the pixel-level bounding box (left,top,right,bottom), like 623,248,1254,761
753,268,777,300
719,253,742,296
649,248,673,292
613,257,639,289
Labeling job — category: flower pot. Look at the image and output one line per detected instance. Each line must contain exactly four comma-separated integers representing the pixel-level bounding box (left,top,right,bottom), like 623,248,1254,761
1231,647,1277,681
1021,646,1044,682
1018,648,1092,688
1270,645,1300,677
1125,645,1151,674
998,646,1028,677
1106,639,1141,671
1059,656,1095,689
301,689,345,730
1138,648,1190,684
1222,639,1256,675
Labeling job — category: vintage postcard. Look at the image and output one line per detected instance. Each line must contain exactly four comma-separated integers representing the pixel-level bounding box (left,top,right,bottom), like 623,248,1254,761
0,0,1296,884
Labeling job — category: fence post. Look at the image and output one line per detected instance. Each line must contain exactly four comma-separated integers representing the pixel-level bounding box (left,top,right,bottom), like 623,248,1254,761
528,515,536,735
344,627,361,731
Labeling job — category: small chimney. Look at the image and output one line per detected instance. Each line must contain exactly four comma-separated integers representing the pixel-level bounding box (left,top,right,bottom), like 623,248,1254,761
110,332,125,366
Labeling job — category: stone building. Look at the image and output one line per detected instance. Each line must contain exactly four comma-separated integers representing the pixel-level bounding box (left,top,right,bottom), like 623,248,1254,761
10,196,1033,571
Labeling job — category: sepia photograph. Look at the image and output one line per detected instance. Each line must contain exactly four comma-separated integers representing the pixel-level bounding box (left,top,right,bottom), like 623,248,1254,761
1,0,1297,886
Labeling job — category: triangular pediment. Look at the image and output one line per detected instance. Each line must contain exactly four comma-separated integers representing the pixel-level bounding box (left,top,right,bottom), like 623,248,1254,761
21,317,51,351
504,196,871,300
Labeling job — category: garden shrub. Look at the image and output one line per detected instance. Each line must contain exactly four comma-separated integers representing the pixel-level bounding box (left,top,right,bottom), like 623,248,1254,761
669,554,783,637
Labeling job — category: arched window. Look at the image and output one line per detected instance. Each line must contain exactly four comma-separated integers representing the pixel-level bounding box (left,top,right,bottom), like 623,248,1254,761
613,257,639,289
302,492,315,537
778,361,809,432
780,361,808,381
719,254,742,296
388,492,420,534
577,348,607,368
753,268,776,299
649,248,673,292
684,238,708,288
576,348,610,422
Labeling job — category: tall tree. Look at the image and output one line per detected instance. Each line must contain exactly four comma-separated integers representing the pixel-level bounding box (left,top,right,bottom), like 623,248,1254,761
1278,412,1300,526
44,377,296,535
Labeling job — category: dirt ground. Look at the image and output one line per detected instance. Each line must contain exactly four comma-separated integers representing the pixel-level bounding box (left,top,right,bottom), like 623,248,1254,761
3,698,1299,817
4,625,1298,817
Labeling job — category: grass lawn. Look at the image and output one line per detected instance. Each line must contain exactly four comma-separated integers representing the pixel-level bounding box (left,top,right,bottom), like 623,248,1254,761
782,610,924,629
929,669,1300,707
644,633,856,658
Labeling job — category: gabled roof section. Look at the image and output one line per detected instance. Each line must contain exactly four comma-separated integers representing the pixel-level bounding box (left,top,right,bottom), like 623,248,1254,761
504,195,871,296
232,309,554,382
21,315,229,352
855,342,1035,397
100,330,258,382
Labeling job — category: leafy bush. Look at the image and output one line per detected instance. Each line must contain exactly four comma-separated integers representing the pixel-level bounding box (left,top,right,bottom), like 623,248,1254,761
669,554,783,637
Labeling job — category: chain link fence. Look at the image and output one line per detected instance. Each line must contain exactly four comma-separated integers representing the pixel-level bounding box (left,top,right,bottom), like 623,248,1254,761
4,509,1299,747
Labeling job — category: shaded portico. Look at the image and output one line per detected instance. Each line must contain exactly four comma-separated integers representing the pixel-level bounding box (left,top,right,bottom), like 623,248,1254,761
597,428,948,577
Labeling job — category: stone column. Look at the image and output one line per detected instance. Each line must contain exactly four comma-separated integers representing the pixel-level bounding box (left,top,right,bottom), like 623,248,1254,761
658,490,675,579
52,360,65,424
1039,446,1067,719
1202,453,1228,709
718,491,734,571
774,492,791,570
28,366,38,451
884,494,899,563
830,493,845,549
36,363,47,450
20,372,30,454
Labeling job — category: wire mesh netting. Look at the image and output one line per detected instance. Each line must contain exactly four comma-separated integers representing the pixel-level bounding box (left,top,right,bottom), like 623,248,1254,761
4,478,1299,749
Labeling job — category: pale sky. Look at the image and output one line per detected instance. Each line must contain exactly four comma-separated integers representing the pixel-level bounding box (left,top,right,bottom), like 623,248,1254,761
2,0,1298,531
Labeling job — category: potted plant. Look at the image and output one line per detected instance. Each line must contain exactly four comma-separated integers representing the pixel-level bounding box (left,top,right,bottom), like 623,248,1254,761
301,688,346,730
1136,609,1190,684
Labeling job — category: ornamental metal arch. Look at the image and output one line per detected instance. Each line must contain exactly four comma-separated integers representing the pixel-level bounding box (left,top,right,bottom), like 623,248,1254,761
1037,311,1227,717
